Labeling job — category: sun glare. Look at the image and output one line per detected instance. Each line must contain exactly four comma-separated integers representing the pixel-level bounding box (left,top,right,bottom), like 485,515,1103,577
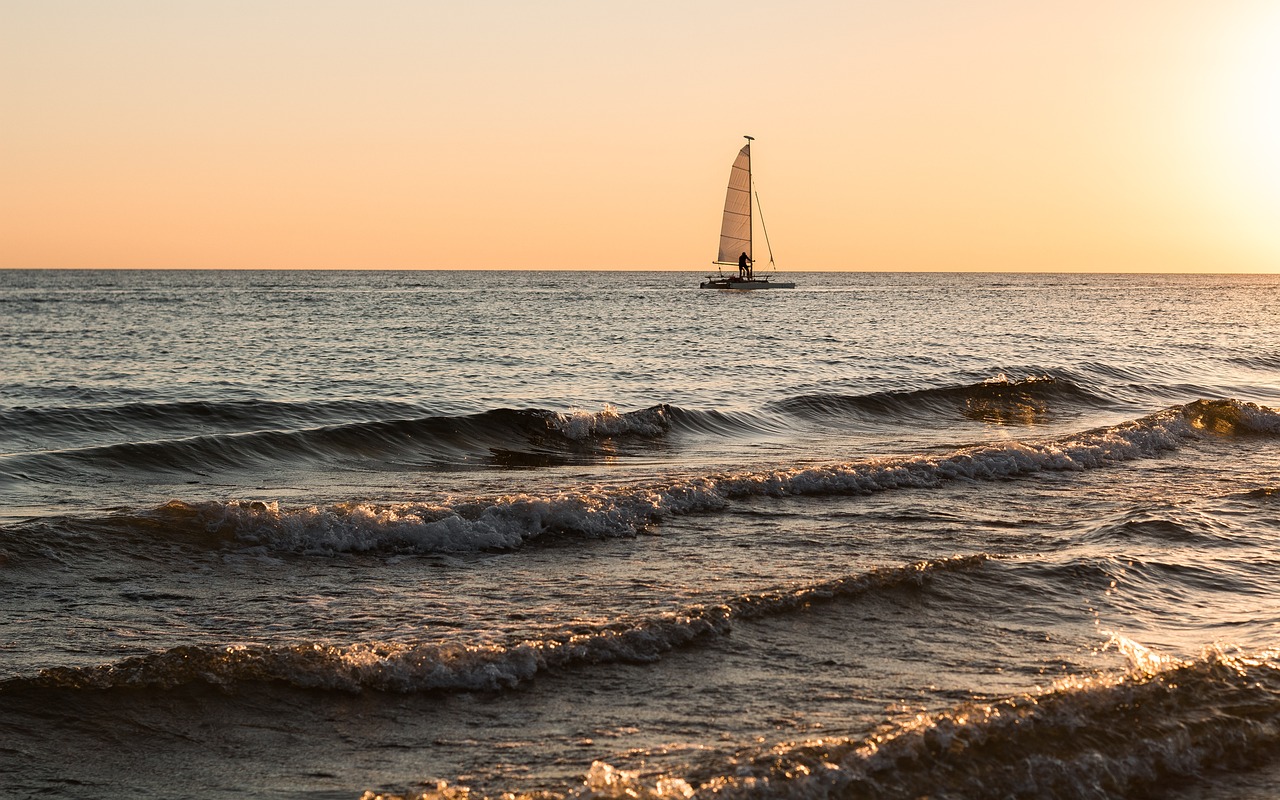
1197,6,1280,257
1219,22,1280,187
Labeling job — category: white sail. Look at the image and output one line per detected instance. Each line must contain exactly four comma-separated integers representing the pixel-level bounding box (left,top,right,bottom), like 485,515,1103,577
716,143,752,264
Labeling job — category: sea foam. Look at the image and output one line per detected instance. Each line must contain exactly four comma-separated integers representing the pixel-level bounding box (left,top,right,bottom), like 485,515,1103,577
163,399,1276,555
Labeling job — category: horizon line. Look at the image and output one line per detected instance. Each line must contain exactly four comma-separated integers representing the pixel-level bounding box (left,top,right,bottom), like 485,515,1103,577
1,266,1277,276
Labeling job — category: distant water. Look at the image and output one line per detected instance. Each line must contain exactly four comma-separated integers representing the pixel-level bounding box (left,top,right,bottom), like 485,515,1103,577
3,269,1280,799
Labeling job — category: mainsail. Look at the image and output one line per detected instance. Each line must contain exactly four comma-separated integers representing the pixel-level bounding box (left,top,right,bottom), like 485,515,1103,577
716,143,752,264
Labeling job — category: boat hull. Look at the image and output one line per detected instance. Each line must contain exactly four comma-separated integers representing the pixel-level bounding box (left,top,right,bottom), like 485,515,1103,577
699,278,795,290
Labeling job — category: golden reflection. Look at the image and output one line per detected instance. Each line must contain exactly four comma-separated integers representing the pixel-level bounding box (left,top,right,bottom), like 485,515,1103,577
962,394,1051,425
961,378,1056,425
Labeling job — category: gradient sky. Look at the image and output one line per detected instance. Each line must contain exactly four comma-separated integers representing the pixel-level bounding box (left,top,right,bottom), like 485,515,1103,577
4,0,1279,271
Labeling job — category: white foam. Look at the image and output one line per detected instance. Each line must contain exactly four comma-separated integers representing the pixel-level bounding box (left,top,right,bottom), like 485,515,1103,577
550,404,672,441
617,640,1280,800
183,401,1277,554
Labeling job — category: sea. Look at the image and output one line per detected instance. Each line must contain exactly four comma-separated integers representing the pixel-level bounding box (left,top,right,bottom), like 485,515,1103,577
3,268,1280,799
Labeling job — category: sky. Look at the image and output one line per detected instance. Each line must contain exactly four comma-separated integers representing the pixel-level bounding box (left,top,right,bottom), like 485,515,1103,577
3,0,1279,272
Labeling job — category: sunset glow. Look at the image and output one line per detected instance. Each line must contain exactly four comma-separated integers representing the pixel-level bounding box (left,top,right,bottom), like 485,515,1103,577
1194,4,1280,260
3,0,1278,271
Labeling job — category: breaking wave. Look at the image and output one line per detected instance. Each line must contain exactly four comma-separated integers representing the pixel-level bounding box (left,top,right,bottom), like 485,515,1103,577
360,641,1280,800
679,640,1280,800
2,556,989,694
23,398,1267,556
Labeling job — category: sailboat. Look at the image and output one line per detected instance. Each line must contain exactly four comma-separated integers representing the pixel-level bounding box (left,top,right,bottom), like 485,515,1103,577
700,135,795,290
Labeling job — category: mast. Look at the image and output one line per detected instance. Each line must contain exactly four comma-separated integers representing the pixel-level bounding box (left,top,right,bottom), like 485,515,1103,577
744,135,753,277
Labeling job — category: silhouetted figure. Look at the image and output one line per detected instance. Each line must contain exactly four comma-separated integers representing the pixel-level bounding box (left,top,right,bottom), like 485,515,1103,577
738,252,752,280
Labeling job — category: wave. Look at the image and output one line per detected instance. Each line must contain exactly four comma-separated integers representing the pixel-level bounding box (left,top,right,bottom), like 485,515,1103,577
5,398,1274,557
769,374,1113,426
679,639,1280,800
1229,353,1280,372
1,556,990,694
0,404,678,479
19,397,1262,556
0,374,1112,477
1243,486,1280,500
355,640,1280,800
1,399,678,447
0,397,428,446
0,374,1143,485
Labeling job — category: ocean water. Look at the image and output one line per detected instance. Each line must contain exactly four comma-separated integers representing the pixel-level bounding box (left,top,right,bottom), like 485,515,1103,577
3,268,1280,799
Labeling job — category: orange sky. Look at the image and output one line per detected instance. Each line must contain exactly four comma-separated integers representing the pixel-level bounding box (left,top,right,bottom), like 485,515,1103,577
3,0,1279,271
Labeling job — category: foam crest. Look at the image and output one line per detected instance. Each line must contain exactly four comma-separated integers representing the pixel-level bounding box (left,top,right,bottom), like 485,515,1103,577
549,404,673,441
359,763,697,800
11,557,988,694
1102,631,1180,676
129,400,1280,555
1183,398,1280,435
178,477,729,553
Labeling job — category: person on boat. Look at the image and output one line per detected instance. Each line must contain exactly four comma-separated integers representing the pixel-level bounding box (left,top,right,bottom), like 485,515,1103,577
738,252,752,280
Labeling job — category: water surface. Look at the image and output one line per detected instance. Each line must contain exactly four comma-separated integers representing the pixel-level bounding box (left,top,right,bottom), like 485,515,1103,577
3,269,1280,799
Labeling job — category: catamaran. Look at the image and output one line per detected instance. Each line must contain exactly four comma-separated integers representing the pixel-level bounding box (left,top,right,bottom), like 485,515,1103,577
700,136,795,290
